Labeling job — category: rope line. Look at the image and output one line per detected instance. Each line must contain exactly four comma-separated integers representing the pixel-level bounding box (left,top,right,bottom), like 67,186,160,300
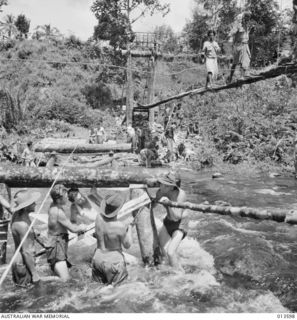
0,145,78,288
0,57,268,77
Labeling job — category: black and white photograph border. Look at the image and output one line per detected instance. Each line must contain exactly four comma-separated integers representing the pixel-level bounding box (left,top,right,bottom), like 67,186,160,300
0,0,297,316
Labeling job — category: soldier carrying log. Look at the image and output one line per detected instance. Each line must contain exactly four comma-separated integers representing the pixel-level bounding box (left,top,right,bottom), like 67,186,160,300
92,192,133,286
150,172,189,272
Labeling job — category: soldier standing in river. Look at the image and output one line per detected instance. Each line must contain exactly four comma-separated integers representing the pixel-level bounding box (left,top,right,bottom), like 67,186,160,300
11,190,42,286
47,184,86,281
92,192,133,285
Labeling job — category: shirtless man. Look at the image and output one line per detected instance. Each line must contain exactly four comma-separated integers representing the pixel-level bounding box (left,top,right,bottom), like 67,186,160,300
92,192,133,286
47,184,86,281
11,190,42,286
0,185,12,220
67,187,103,225
139,136,159,168
151,172,188,271
21,141,36,167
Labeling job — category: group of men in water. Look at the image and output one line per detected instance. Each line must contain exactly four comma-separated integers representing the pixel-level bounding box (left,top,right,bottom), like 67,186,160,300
3,171,188,288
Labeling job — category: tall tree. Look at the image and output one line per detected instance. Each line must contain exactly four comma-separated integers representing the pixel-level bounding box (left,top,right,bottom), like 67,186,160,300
246,0,280,66
0,14,18,39
91,0,170,49
91,0,170,125
185,0,282,66
184,0,238,51
153,25,178,53
0,0,7,12
33,24,62,41
15,14,30,39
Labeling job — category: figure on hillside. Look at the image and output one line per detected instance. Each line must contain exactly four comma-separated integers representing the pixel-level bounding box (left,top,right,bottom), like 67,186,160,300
186,122,199,138
135,127,143,153
227,12,253,83
202,30,221,89
46,184,86,281
11,190,44,286
0,186,12,220
89,127,97,144
21,141,36,167
1,145,16,163
165,125,175,162
92,192,133,286
164,115,169,129
150,172,188,272
127,124,137,153
97,126,107,144
139,136,159,168
45,151,58,169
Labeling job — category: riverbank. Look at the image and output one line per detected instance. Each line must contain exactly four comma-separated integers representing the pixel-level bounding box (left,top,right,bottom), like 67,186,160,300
1,121,295,181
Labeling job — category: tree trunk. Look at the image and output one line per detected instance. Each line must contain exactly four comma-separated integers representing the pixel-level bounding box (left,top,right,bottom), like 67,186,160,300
34,141,132,153
158,199,297,225
131,187,161,266
148,54,157,124
126,46,134,126
0,164,160,188
64,155,121,168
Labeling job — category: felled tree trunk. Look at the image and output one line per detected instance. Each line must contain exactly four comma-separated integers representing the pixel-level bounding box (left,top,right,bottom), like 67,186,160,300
0,164,160,188
34,140,132,153
158,199,297,225
64,155,121,168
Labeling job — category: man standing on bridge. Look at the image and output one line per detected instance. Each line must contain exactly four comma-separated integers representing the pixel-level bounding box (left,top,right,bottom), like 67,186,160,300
227,12,253,83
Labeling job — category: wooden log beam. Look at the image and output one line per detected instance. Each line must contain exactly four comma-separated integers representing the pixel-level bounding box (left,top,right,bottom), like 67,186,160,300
130,187,161,266
158,199,297,225
136,63,297,110
64,155,121,168
0,164,160,188
34,142,132,154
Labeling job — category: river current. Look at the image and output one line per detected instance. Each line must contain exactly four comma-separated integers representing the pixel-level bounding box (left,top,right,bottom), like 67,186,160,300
1,169,297,313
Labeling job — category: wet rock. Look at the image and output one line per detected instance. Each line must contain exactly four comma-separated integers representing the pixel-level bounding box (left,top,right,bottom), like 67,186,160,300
212,172,223,179
270,172,281,178
214,200,231,207
178,238,216,273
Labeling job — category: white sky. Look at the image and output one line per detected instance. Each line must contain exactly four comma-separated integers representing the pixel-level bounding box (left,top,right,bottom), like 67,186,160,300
1,0,293,40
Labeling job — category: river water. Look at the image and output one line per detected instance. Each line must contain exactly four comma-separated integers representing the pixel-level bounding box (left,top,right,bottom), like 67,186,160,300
1,169,297,313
